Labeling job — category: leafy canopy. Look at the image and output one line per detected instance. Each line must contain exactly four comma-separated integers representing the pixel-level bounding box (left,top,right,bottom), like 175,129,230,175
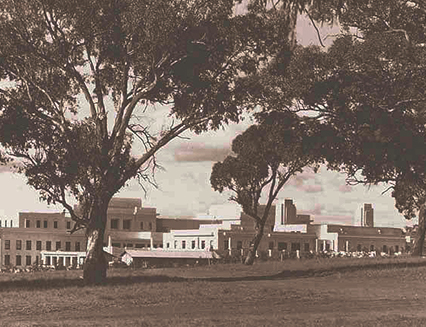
211,111,323,221
0,0,304,228
254,0,426,220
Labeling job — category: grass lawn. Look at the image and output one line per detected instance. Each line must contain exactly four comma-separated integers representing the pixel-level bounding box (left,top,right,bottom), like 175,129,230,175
1,256,426,326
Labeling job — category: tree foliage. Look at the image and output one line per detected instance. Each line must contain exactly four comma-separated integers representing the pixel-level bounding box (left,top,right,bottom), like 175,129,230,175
0,0,318,281
211,111,323,263
256,1,426,194
0,0,296,224
249,0,426,254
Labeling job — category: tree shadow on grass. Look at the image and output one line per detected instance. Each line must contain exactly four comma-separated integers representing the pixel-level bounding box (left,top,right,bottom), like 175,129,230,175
1,259,426,290
0,273,188,291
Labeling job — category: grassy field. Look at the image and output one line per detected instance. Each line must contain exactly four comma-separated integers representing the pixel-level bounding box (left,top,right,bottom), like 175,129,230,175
1,256,426,326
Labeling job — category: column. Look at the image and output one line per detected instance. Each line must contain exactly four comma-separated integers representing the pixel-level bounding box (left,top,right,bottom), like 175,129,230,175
107,235,112,254
228,237,231,256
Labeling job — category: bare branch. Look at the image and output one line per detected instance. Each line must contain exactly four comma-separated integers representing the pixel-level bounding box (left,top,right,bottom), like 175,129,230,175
305,9,325,47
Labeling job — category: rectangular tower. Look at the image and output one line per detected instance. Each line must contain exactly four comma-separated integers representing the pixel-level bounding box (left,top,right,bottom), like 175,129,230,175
363,203,374,227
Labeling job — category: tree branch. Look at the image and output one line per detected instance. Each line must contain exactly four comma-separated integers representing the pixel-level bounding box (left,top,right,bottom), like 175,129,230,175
305,9,325,47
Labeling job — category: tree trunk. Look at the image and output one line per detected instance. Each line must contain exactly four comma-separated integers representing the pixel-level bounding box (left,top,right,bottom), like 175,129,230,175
83,199,109,284
413,204,426,257
244,223,264,265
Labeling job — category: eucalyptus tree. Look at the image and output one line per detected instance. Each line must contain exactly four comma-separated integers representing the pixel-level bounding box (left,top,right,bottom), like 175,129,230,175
211,111,323,264
253,0,426,253
0,0,309,283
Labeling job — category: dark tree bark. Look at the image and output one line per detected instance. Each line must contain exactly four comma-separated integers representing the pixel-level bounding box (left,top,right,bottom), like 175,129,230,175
244,222,264,265
413,204,426,257
82,198,110,284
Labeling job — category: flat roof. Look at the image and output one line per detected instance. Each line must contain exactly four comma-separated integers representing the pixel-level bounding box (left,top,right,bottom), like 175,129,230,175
122,249,213,259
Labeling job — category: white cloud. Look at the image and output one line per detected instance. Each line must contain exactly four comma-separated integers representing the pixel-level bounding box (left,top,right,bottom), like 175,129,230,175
339,184,353,193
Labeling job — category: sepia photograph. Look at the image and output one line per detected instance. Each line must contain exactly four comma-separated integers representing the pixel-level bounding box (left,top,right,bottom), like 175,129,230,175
0,0,425,325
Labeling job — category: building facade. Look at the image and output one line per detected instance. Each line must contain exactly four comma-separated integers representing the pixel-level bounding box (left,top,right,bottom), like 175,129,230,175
0,211,86,269
0,198,159,269
0,197,409,269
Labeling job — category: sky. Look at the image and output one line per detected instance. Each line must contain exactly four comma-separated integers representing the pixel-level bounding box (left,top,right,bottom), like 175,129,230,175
0,14,412,228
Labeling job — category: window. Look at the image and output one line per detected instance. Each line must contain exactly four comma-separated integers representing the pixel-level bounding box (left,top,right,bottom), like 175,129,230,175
304,243,310,252
53,221,58,229
370,245,375,251
174,240,177,249
25,220,30,228
65,242,71,251
26,255,31,266
110,219,119,229
16,255,21,266
4,255,10,266
191,240,196,249
278,242,287,251
201,240,206,249
66,221,71,229
43,220,48,228
45,256,51,266
112,242,121,248
291,242,300,251
166,243,170,249
224,240,229,250
237,241,243,250
36,220,41,228
46,241,51,251
26,240,31,251
36,241,42,251
357,244,362,252
123,219,131,230
140,222,143,230
135,243,144,248
56,241,61,250
5,240,10,250
126,243,133,248
395,245,399,253
149,222,152,230
16,240,22,251
75,242,81,252
182,240,186,249
269,241,274,250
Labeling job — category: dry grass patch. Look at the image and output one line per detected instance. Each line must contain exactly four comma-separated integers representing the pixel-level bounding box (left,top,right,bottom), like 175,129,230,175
0,256,426,326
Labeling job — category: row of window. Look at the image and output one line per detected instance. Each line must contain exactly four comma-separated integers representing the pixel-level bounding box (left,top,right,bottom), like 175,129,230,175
354,244,401,253
4,255,79,267
110,242,162,249
222,240,311,252
24,219,71,229
164,240,213,250
4,254,37,266
110,219,153,231
4,240,81,252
